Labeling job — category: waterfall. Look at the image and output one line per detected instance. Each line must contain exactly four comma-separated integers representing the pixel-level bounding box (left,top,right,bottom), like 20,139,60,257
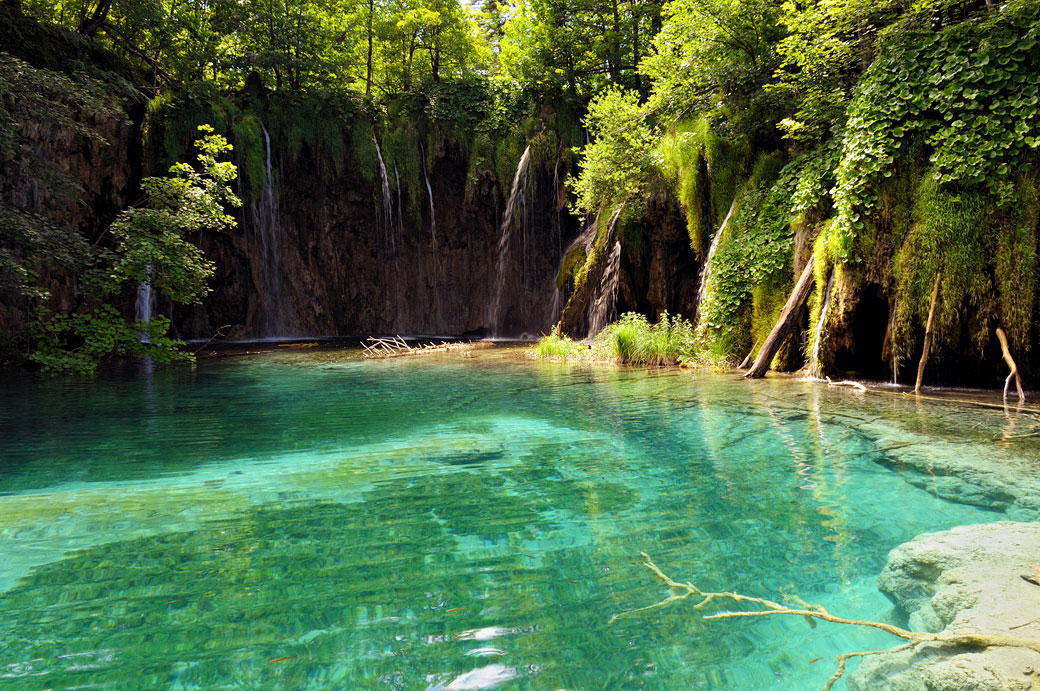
418,137,437,256
249,124,289,338
373,134,394,251
394,160,404,238
587,239,622,338
489,144,533,335
696,198,738,316
808,268,835,379
547,285,563,329
135,263,156,343
890,300,899,385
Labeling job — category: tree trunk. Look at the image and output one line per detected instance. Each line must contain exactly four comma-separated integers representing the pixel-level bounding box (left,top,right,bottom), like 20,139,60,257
632,10,641,93
738,341,759,370
996,327,1025,401
745,255,815,378
77,0,111,35
914,271,941,394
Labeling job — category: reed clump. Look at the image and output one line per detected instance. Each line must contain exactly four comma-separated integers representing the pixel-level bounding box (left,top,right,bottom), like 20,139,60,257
534,312,695,366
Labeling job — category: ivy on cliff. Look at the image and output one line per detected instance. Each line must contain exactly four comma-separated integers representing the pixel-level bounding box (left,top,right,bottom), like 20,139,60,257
829,0,1040,261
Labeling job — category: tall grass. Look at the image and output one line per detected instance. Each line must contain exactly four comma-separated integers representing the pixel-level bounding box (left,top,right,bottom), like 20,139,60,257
593,312,695,365
534,331,588,360
533,313,696,365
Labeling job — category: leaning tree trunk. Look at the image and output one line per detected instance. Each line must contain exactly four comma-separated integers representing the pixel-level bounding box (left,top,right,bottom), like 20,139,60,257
914,272,941,394
745,255,815,379
996,327,1025,402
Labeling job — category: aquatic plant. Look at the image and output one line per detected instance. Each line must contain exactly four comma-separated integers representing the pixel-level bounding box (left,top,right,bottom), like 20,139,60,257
534,330,588,360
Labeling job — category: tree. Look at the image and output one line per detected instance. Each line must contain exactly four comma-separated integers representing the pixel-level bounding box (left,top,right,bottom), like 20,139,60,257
29,125,240,373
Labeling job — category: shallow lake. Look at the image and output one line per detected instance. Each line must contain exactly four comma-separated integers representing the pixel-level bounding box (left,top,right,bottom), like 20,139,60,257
0,347,1036,689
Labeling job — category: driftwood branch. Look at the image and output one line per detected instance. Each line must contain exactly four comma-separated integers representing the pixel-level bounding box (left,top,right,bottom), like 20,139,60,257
826,377,867,392
915,272,941,394
362,336,492,359
738,341,759,370
610,553,1040,691
745,255,815,378
996,327,1025,402
192,324,231,355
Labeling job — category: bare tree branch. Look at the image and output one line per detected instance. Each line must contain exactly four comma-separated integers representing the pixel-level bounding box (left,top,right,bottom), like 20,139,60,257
610,553,1040,690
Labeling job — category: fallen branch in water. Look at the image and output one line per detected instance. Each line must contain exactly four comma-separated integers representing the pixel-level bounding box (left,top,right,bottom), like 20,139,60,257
826,377,867,392
192,324,231,354
610,553,1040,691
362,336,493,359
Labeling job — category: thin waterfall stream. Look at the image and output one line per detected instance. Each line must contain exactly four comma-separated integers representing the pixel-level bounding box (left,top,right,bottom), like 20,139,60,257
587,239,622,337
372,134,394,251
489,144,533,335
808,268,835,379
585,206,624,337
249,124,290,337
134,263,155,342
696,198,738,316
417,137,437,260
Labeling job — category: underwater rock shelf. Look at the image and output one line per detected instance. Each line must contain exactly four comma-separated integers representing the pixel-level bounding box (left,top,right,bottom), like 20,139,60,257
849,522,1040,691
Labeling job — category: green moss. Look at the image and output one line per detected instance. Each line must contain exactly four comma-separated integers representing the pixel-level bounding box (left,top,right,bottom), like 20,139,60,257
557,245,587,290
893,172,991,360
146,88,236,171
750,282,787,358
383,123,424,228
994,170,1039,350
350,120,379,184
658,117,749,254
231,113,266,199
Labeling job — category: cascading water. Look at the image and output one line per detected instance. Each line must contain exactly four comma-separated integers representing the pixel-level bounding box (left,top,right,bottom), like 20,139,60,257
135,263,156,343
372,134,394,251
587,239,622,338
581,206,625,338
808,268,835,379
489,144,533,335
249,124,290,337
417,137,437,258
393,161,404,238
890,301,899,385
696,198,738,316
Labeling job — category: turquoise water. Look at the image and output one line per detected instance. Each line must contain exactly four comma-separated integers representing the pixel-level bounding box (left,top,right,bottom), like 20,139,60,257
0,348,1033,689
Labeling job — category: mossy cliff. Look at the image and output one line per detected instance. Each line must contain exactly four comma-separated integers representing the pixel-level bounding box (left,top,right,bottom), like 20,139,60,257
148,87,583,338
556,0,1040,388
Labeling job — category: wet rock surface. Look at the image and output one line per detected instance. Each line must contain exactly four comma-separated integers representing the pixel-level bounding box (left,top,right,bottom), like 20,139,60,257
848,522,1040,691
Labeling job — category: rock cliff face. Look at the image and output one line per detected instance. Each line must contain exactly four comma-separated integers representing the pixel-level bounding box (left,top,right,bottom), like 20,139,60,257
848,522,1040,691
171,128,582,340
0,103,143,343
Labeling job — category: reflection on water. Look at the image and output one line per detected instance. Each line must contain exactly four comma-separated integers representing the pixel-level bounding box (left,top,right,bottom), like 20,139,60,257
0,348,1036,689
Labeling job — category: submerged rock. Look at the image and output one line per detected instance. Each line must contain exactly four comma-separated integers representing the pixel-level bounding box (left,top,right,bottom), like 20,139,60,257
848,522,1040,691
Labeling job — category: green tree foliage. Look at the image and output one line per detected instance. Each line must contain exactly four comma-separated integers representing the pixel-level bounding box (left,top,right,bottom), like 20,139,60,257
569,87,657,217
0,52,123,300
10,0,1040,375
29,126,240,373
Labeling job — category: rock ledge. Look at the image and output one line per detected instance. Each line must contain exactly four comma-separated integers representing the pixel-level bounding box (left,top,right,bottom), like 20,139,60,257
848,522,1040,690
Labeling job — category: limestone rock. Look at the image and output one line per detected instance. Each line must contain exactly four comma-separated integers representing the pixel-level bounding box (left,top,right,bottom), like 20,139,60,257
848,522,1040,690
